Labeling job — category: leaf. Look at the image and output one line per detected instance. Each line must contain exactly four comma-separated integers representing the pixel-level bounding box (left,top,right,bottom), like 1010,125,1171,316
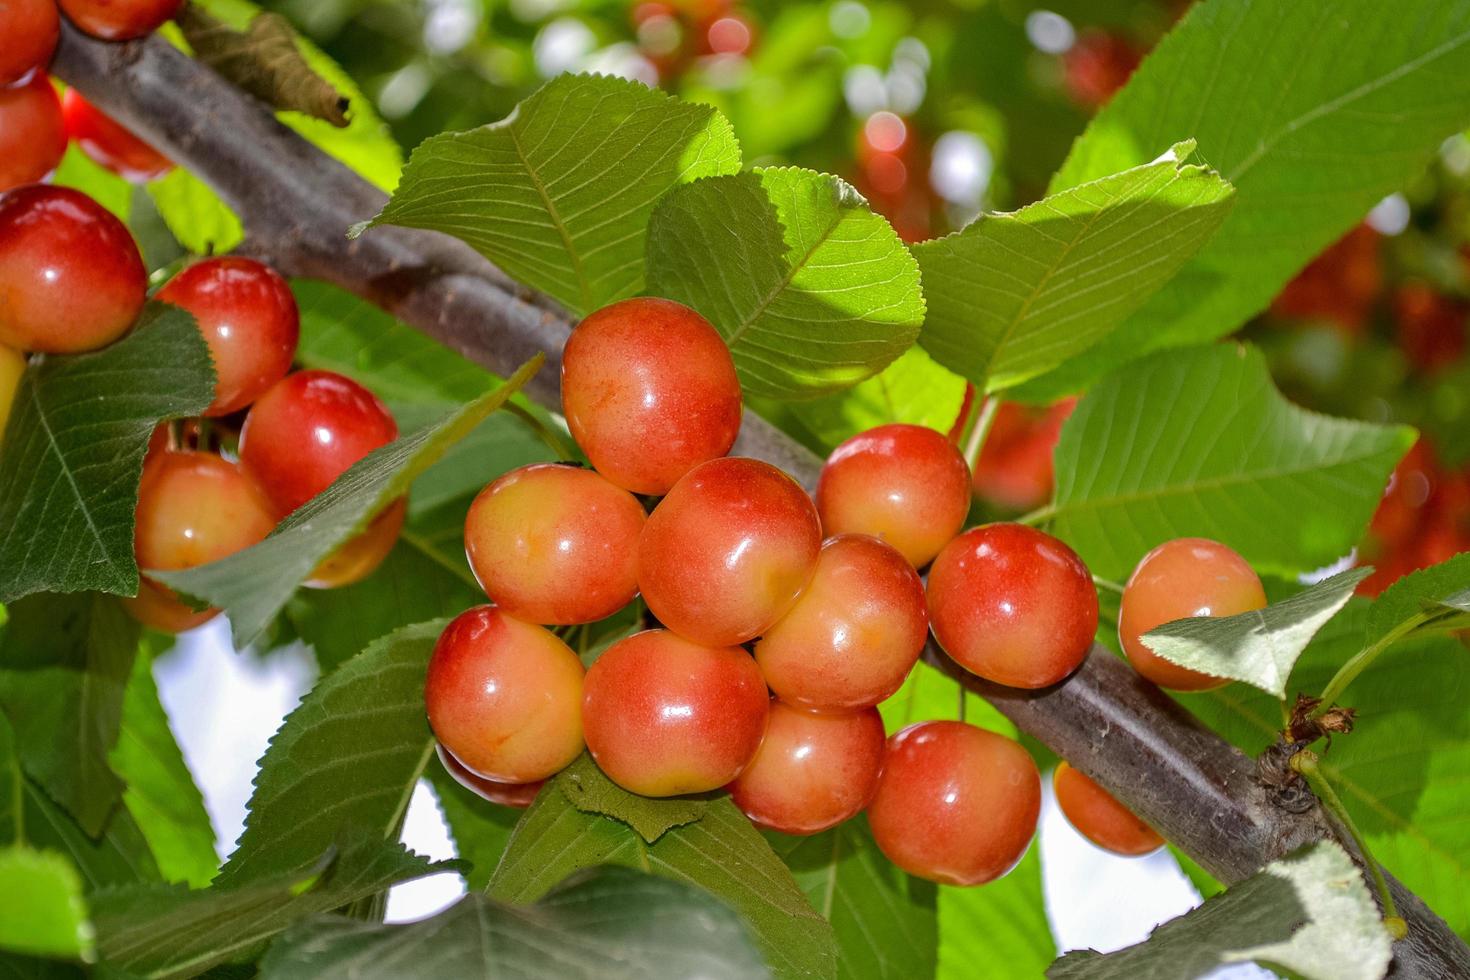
1365,551,1470,646
156,357,542,648
556,754,707,844
146,171,245,257
0,848,92,961
358,73,742,316
938,847,1053,980
424,765,519,893
1047,841,1391,980
1017,0,1470,401
0,305,215,603
1141,568,1370,697
261,864,766,980
913,142,1234,393
647,167,925,400
1045,344,1415,581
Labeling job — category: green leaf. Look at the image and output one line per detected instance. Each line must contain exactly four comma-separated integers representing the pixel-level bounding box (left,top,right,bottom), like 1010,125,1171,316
51,144,132,222
1045,344,1415,581
261,865,767,980
913,142,1234,393
1047,842,1391,980
0,848,93,961
938,847,1052,980
423,765,519,893
1018,0,1470,401
1141,568,1370,697
156,357,542,648
0,305,215,603
556,755,706,844
358,73,741,316
1365,552,1470,646
146,171,245,257
647,167,925,400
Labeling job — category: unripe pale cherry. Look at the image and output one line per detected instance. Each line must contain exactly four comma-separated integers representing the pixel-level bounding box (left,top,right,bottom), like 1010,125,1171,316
0,344,24,444
424,606,585,784
756,534,926,710
58,0,182,40
639,457,822,646
61,89,173,183
0,184,146,352
561,297,742,494
815,423,971,568
465,463,645,625
926,523,1098,689
305,497,406,590
435,743,543,809
867,720,1040,886
0,74,66,192
728,701,885,836
581,630,768,797
1119,537,1266,692
0,0,59,87
1053,761,1162,856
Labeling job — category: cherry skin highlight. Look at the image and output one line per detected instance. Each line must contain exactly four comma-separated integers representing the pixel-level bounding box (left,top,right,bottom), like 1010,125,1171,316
561,297,742,494
581,629,768,797
728,702,885,835
435,743,543,809
0,74,67,192
0,184,146,353
61,89,173,183
867,720,1040,886
424,605,585,784
756,534,927,710
638,457,821,647
58,0,183,40
0,0,59,86
816,423,971,568
926,523,1098,689
1119,537,1266,691
465,463,645,625
1053,761,1163,856
305,497,406,589
0,344,23,444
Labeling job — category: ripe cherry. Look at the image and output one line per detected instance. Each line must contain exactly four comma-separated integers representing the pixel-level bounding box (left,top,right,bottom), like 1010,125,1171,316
1119,538,1266,692
465,463,645,625
561,297,742,495
61,89,172,183
816,423,970,568
926,523,1098,689
581,629,768,797
0,74,66,192
156,257,299,416
638,457,821,646
867,720,1040,886
58,0,182,40
728,701,885,836
1052,761,1162,857
0,184,146,353
424,605,585,784
305,497,405,589
0,0,59,87
435,743,543,809
756,534,926,710
0,344,23,443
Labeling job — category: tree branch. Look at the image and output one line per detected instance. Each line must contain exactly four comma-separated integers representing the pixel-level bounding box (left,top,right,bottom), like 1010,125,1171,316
51,24,1468,976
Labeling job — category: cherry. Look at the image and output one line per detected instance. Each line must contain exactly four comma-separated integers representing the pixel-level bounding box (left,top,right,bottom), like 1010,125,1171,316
305,497,405,589
581,629,768,796
156,257,299,416
124,450,277,633
1052,761,1162,857
0,0,59,87
0,184,146,353
755,534,926,710
867,720,1040,886
728,701,885,835
424,605,585,784
0,74,66,192
561,297,742,495
465,463,644,625
0,344,23,443
815,423,970,568
1119,538,1265,692
61,89,172,183
435,742,543,809
638,457,821,646
926,523,1097,689
57,0,182,40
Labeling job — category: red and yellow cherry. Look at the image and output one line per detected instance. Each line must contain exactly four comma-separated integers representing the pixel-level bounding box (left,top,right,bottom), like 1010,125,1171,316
1119,537,1266,692
61,88,172,183
435,742,543,809
638,457,821,646
57,0,182,40
561,297,742,495
305,497,405,589
728,701,885,835
424,605,585,784
465,463,645,625
1053,761,1162,857
926,523,1097,689
124,450,277,632
0,344,23,443
756,534,926,710
867,721,1040,886
0,74,66,192
816,423,970,568
0,0,59,86
157,257,299,416
0,184,146,353
581,629,768,796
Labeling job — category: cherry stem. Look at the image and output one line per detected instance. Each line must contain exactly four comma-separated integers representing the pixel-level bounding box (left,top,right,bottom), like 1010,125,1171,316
1015,503,1057,527
1091,574,1125,595
957,679,968,724
505,402,577,462
1310,608,1461,719
962,395,1000,473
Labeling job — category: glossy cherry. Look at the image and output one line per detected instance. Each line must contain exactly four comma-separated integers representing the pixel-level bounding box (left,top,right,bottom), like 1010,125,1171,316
0,0,59,86
0,73,66,192
58,0,182,40
639,457,821,646
0,344,23,444
581,629,768,797
1053,761,1162,857
435,743,543,809
61,88,172,183
561,297,742,495
926,523,1098,689
867,721,1040,886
